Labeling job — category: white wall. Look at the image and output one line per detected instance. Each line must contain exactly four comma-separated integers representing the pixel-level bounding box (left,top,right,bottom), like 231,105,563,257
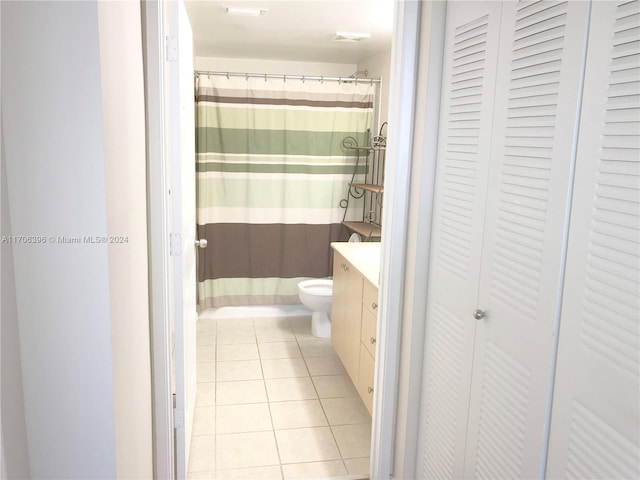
1,1,151,477
97,2,153,478
195,55,357,77
1,123,31,479
358,49,392,126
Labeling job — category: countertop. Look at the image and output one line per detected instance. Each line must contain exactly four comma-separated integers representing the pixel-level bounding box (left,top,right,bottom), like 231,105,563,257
330,242,381,287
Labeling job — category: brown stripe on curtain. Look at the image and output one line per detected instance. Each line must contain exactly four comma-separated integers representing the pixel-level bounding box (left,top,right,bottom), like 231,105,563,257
196,94,374,109
197,223,349,280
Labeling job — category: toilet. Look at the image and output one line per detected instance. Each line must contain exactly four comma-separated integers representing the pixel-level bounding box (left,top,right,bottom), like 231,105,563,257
298,279,333,338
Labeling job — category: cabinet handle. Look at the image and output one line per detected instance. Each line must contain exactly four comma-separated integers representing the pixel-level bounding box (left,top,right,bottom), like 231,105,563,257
370,337,376,344
367,387,374,394
372,302,377,310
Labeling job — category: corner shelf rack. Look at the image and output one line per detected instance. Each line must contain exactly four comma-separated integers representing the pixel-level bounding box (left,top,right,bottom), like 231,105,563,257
340,124,387,240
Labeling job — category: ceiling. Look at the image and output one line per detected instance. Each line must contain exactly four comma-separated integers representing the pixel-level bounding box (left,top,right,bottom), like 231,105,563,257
184,0,394,64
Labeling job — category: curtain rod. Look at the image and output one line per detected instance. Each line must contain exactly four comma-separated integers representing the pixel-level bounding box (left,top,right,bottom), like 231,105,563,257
195,70,381,84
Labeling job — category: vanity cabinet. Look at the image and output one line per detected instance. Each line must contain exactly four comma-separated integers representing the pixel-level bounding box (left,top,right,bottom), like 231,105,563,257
331,251,379,415
357,279,378,414
331,251,363,383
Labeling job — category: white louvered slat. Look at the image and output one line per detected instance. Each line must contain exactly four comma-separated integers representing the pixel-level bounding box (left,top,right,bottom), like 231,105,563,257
464,1,591,478
416,2,503,478
547,1,640,477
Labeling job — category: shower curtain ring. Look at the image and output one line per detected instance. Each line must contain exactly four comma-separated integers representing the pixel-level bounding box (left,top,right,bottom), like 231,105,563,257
283,75,286,83
226,72,229,80
320,76,324,84
245,73,249,81
264,73,267,82
302,76,305,83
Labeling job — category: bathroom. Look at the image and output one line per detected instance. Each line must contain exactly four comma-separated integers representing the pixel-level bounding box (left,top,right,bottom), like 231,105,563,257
183,1,393,478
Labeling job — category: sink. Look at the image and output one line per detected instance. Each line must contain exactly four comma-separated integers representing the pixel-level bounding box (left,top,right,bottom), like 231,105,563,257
349,245,381,265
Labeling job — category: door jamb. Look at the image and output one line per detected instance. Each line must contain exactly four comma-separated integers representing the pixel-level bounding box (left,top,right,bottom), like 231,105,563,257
141,1,174,478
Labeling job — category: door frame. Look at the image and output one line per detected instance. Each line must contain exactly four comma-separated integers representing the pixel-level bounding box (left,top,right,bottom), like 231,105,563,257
142,1,443,478
142,1,174,478
372,1,448,479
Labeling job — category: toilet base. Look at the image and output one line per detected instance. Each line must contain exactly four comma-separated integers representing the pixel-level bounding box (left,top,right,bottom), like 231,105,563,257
311,311,331,338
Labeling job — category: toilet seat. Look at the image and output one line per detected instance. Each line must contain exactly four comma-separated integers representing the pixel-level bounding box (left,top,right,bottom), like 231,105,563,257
298,279,332,296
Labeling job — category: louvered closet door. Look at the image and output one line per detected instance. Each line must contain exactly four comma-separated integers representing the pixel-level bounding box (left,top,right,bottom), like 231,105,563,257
546,1,640,478
462,2,591,478
416,2,502,478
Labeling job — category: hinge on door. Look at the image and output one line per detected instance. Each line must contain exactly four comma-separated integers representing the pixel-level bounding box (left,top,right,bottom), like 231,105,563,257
170,233,182,256
174,407,184,428
166,34,178,62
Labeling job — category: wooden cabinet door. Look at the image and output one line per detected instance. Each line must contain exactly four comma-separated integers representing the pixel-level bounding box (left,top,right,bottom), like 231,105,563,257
357,343,375,415
331,252,347,362
546,2,640,478
331,251,363,383
343,261,363,383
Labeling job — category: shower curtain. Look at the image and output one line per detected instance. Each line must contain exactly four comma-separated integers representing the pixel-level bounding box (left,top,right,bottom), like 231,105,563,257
195,74,375,308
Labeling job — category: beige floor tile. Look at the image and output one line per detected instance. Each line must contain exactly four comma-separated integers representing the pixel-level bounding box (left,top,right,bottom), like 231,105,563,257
216,380,267,405
216,403,272,434
197,331,216,346
196,382,215,406
289,317,316,342
258,341,302,359
344,457,370,476
187,471,215,480
331,424,372,459
197,345,217,363
274,427,340,464
303,355,346,376
217,343,259,361
270,400,328,429
216,431,279,470
217,330,257,345
311,375,359,399
192,406,215,436
197,318,217,334
256,329,297,343
198,362,216,383
320,397,371,426
298,339,336,358
188,435,215,472
288,316,312,331
262,358,309,379
281,460,347,480
215,466,282,480
265,377,318,402
217,360,263,382
253,317,293,330
216,317,254,333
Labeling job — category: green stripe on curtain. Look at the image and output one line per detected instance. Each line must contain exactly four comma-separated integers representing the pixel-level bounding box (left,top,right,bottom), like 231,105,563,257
197,106,373,132
196,162,367,175
195,75,374,308
196,128,369,156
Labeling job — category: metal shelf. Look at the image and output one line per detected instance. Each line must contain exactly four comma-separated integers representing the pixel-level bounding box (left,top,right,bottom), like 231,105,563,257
350,183,384,194
342,221,382,239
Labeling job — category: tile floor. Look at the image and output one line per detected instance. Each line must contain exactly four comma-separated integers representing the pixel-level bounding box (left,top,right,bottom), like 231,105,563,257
188,309,372,480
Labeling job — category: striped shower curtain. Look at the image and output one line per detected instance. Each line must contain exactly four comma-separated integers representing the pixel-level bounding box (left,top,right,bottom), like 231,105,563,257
195,74,375,308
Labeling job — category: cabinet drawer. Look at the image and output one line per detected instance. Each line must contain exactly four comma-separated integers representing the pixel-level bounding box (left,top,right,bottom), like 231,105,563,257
361,307,377,359
357,343,375,415
363,279,378,316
